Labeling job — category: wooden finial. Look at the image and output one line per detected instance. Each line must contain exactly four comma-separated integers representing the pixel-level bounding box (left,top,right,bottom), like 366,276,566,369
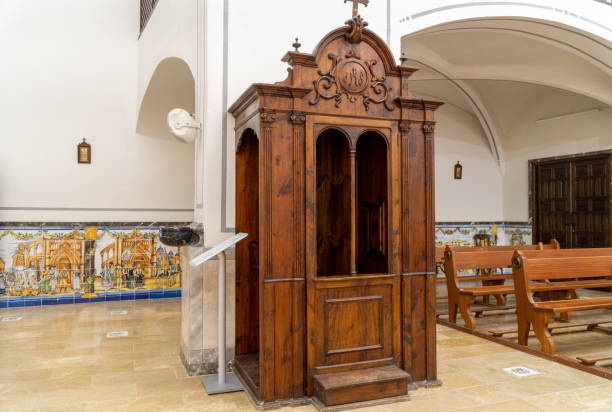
292,37,301,52
344,0,369,18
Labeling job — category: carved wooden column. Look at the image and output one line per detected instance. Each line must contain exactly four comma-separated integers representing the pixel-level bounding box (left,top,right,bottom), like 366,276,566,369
258,109,276,401
291,111,306,279
422,119,438,384
259,110,276,280
349,148,358,274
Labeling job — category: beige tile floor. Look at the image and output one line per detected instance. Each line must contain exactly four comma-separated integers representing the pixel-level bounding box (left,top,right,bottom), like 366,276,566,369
1,299,611,412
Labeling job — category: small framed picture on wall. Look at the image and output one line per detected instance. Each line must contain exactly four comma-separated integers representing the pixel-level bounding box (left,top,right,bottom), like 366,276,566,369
78,139,91,164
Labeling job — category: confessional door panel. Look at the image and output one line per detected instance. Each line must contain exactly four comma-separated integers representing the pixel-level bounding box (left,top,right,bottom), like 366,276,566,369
306,119,401,395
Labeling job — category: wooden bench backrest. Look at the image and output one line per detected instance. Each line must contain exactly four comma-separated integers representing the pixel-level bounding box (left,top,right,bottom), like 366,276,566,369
513,250,612,308
513,251,612,282
517,248,612,260
437,240,559,265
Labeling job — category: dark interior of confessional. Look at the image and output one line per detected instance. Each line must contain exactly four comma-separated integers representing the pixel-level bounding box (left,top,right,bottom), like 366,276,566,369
234,128,261,395
315,129,389,276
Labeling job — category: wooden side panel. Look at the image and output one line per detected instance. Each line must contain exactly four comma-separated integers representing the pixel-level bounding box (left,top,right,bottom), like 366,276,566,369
399,118,437,383
258,115,306,402
235,130,260,355
270,119,296,277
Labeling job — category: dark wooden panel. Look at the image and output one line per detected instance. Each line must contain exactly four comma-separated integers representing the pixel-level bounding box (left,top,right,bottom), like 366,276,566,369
537,161,571,248
572,157,610,248
271,120,296,276
357,131,388,274
324,295,383,355
235,130,260,356
316,129,351,275
310,275,397,375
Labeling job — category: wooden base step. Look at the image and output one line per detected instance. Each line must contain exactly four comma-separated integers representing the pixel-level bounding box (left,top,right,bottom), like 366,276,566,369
313,365,409,407
488,320,612,337
576,351,612,365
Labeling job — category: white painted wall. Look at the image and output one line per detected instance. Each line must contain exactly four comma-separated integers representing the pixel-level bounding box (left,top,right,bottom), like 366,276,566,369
435,105,503,222
502,107,612,221
0,0,194,222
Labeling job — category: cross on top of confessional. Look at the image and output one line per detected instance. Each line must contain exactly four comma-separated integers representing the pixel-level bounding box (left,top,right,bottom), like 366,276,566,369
345,0,369,18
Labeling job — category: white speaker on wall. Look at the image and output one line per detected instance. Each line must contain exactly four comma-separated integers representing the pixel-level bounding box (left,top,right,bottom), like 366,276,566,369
167,108,201,144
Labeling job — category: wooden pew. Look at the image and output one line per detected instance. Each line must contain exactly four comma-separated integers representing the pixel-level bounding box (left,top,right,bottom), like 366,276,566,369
435,240,560,284
443,242,560,328
512,250,612,354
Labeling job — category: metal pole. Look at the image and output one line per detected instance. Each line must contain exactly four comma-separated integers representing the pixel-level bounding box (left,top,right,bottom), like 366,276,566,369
218,250,226,385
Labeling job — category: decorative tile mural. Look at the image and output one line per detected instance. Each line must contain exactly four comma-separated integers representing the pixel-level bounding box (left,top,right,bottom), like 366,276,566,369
435,223,532,248
435,222,532,275
0,226,182,308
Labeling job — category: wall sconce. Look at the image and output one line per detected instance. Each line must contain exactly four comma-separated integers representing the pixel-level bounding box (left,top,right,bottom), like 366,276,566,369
78,139,91,164
454,161,463,179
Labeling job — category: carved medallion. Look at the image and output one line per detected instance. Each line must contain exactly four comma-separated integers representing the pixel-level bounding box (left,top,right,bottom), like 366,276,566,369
310,52,394,112
339,60,368,93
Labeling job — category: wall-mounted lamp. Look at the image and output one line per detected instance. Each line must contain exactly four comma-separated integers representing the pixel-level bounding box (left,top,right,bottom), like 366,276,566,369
78,138,91,164
454,161,463,179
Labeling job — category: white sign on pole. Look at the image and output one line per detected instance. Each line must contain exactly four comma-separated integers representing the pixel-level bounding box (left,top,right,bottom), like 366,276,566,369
189,233,248,267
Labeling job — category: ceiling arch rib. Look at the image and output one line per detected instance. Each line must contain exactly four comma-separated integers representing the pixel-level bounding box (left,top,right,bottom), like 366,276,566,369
401,18,612,107
404,56,504,165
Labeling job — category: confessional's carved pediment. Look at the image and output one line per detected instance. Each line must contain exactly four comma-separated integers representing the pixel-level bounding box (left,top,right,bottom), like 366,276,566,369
307,16,401,113
310,49,393,112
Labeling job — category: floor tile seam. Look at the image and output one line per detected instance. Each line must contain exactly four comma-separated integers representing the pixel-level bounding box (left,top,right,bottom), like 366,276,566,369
410,381,505,398
444,397,548,412
522,391,606,410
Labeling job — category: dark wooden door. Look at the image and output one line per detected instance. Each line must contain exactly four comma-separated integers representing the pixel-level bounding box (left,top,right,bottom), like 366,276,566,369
536,161,571,248
572,157,610,248
534,154,610,248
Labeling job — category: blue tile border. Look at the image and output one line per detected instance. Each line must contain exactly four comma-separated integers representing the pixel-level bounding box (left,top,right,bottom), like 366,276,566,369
0,289,181,308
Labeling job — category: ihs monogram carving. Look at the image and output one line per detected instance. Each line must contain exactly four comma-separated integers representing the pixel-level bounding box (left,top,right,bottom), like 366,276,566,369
423,121,435,136
290,112,306,124
259,111,276,123
310,51,394,112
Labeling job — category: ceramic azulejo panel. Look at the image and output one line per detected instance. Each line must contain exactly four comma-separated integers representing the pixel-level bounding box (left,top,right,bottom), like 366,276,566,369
0,226,182,307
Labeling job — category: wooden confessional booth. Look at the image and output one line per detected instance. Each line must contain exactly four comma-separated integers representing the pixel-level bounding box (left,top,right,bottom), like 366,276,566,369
230,11,442,410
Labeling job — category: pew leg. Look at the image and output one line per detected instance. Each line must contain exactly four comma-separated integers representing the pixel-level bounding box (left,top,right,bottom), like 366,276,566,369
448,298,458,323
533,314,556,354
494,294,506,306
517,319,531,346
459,295,477,329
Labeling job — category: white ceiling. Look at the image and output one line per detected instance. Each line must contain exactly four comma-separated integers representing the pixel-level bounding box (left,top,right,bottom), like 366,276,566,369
401,17,612,162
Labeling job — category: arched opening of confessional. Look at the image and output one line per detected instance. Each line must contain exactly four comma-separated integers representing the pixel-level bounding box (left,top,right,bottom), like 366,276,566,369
356,131,388,274
316,128,351,276
235,128,260,365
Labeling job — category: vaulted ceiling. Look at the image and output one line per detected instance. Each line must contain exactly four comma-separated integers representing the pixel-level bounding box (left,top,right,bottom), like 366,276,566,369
401,17,612,163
